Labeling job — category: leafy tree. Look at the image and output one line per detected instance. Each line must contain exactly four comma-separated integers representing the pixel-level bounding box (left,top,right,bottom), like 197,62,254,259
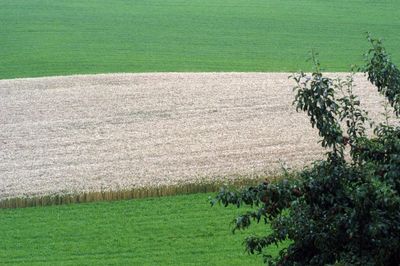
211,36,400,265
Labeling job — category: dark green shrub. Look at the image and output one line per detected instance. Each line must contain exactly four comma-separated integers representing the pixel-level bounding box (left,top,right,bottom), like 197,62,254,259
212,36,400,266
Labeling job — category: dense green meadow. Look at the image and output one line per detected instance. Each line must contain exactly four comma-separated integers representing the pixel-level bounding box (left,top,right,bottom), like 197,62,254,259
1,0,400,79
0,193,278,265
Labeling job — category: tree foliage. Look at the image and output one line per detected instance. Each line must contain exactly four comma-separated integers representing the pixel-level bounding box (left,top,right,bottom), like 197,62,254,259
211,36,400,265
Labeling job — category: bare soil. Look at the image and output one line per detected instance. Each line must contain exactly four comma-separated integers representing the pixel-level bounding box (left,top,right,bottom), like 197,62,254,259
0,73,387,199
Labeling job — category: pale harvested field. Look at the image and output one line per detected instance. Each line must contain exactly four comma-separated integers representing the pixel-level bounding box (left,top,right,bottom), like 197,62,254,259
0,73,387,199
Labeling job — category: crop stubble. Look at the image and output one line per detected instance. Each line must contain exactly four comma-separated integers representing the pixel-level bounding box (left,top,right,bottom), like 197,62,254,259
0,73,387,199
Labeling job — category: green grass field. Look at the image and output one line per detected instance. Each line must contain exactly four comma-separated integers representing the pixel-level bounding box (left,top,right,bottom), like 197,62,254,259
1,0,400,79
0,193,279,265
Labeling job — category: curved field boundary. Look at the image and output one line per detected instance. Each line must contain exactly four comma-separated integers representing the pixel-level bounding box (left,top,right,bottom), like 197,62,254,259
0,73,387,207
0,177,267,208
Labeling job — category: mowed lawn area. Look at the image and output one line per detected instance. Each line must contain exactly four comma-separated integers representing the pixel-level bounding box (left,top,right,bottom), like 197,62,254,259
0,193,277,265
1,0,400,79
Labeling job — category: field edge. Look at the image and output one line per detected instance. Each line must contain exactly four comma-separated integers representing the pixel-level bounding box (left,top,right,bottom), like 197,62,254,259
0,176,273,209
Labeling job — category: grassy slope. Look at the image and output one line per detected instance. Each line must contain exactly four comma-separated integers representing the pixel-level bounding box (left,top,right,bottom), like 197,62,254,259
1,0,400,79
0,193,277,265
